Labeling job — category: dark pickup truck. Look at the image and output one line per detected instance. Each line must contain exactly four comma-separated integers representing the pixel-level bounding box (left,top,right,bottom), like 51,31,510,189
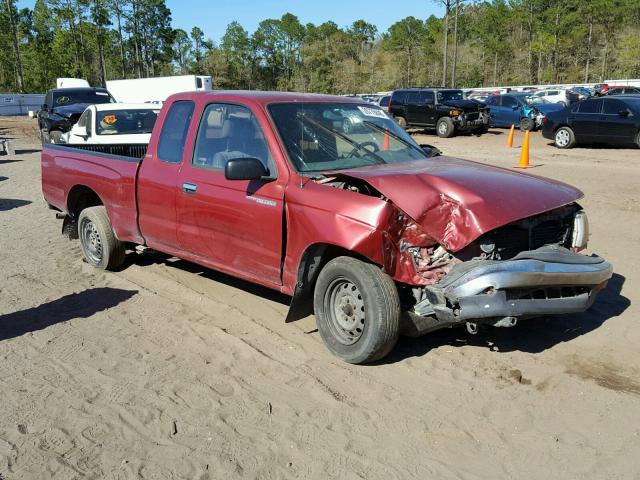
42,91,612,364
388,88,490,137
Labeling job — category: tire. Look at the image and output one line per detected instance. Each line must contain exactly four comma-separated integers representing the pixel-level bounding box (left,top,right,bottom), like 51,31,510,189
78,206,126,271
313,256,400,364
395,116,407,129
519,117,535,132
436,117,455,138
554,126,576,149
49,130,63,144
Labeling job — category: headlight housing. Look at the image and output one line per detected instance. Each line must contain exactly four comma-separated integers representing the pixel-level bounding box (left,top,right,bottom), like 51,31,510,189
571,210,589,251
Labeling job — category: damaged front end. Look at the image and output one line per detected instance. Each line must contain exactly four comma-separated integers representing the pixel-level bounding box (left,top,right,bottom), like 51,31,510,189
396,206,612,337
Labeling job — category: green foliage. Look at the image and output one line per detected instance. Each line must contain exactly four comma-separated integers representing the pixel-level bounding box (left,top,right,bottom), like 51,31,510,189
0,0,638,93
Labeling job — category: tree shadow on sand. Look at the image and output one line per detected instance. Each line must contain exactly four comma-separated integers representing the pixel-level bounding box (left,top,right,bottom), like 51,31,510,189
381,273,629,364
0,287,138,341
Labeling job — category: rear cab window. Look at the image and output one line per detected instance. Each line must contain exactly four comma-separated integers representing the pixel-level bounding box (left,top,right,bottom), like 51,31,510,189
157,101,195,163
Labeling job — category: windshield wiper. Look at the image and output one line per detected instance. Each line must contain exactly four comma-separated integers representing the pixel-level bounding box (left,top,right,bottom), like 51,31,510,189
361,121,426,156
300,116,386,165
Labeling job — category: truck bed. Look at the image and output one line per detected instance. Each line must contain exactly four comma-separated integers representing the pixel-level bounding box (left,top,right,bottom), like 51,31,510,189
41,144,144,244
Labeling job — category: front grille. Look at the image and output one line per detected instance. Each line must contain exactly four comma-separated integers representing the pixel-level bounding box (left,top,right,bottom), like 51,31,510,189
485,211,574,260
464,112,479,122
506,285,591,301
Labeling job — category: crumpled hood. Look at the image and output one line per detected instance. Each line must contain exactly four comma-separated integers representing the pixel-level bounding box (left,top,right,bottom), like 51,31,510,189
52,103,90,118
335,157,582,252
441,99,483,111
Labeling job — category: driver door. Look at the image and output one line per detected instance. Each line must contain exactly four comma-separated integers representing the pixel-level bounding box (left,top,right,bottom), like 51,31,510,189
175,103,285,286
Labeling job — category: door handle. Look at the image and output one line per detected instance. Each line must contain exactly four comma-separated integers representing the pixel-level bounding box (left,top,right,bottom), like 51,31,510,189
182,182,197,194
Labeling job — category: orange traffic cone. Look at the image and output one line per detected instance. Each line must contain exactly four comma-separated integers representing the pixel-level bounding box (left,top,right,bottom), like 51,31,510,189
514,130,533,168
383,128,390,151
506,124,515,147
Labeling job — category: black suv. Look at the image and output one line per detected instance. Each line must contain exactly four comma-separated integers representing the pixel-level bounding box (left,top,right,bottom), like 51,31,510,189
38,87,115,143
388,88,489,137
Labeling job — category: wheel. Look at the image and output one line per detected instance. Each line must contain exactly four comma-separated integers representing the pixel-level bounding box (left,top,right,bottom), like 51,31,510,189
436,117,455,138
519,117,534,131
395,116,407,129
78,206,126,270
49,130,63,144
313,256,400,364
554,126,576,149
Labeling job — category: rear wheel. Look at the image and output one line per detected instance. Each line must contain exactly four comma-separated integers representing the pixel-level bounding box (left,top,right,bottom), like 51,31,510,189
519,117,534,132
554,126,576,149
313,257,400,364
78,206,126,271
436,117,455,138
395,116,407,129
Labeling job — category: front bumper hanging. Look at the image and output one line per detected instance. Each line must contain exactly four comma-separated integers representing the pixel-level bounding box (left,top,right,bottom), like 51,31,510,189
403,246,613,337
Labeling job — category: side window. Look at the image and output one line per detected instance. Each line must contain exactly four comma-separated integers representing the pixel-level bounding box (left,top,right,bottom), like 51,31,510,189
603,99,626,115
86,109,93,136
502,96,517,108
570,103,580,113
420,91,434,104
484,96,495,106
548,90,559,96
392,91,407,104
196,77,203,89
406,92,419,105
157,101,195,163
77,110,88,128
579,99,602,114
192,103,274,175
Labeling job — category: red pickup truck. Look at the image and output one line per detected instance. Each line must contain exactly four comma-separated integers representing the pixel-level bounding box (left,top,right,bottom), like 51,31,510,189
42,91,613,363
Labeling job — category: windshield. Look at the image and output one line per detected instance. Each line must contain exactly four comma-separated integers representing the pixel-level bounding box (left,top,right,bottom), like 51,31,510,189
96,109,159,135
53,90,114,107
436,90,464,102
268,102,428,173
521,95,549,106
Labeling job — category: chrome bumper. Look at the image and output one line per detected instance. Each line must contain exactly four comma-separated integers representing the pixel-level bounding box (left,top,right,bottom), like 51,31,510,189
403,246,613,337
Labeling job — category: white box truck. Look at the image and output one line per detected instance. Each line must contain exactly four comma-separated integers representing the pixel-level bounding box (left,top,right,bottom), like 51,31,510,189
106,75,213,103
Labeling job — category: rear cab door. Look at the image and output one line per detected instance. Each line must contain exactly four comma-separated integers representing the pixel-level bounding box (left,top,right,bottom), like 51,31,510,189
569,98,603,141
174,98,288,287
137,98,197,250
600,98,637,143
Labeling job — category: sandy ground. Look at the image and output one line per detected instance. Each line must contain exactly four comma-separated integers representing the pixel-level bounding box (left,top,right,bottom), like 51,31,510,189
0,116,639,479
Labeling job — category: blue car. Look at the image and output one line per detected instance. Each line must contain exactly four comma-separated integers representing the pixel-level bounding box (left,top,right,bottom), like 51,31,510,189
485,93,565,131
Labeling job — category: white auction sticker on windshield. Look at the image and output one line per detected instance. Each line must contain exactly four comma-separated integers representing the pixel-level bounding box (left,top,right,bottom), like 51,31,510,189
357,106,388,119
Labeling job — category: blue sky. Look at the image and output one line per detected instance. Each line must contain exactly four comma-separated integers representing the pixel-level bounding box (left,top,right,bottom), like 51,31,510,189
17,0,442,42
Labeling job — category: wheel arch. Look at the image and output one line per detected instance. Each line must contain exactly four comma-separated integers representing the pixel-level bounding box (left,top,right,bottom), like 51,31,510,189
63,185,104,239
285,242,379,323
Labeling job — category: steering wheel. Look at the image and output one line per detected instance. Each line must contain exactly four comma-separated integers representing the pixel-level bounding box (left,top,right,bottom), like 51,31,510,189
346,141,380,158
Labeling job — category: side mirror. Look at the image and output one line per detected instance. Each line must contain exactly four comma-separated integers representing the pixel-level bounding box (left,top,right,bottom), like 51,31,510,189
225,157,269,181
420,144,442,157
73,125,88,139
619,109,630,117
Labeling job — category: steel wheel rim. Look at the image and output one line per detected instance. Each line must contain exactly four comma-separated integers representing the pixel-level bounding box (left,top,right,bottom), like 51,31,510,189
80,217,103,264
438,122,447,135
556,129,569,147
325,277,365,345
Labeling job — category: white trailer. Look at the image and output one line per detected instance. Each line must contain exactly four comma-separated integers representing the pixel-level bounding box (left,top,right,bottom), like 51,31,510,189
106,75,213,103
